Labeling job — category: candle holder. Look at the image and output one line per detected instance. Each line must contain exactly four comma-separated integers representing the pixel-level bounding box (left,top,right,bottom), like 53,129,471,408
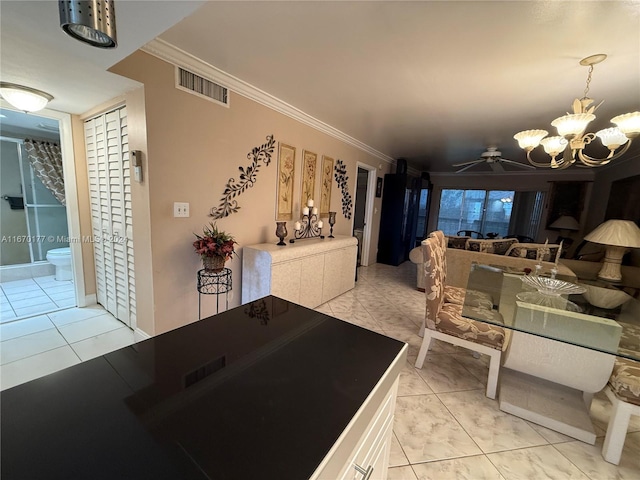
328,211,336,238
275,221,287,246
290,199,324,243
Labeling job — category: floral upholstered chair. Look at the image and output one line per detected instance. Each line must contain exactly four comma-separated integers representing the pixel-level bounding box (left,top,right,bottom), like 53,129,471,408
427,231,494,315
602,354,640,464
415,235,506,399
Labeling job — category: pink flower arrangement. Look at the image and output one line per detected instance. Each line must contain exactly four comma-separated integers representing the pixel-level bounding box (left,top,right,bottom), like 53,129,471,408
193,223,237,260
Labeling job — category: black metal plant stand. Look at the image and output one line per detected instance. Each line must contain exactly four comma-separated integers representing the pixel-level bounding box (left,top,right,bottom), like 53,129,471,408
197,268,232,319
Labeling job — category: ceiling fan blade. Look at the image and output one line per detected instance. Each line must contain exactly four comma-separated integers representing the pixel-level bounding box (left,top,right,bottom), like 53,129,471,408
452,158,484,167
455,161,485,173
498,158,536,170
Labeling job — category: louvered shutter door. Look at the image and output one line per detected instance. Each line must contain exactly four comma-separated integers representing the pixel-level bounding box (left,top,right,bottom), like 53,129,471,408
84,107,136,328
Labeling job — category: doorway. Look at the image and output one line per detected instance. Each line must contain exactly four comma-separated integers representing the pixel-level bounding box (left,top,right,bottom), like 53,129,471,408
354,163,376,267
0,106,86,318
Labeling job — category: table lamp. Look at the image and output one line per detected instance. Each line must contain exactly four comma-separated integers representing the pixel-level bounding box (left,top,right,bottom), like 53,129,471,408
583,220,640,282
549,215,580,239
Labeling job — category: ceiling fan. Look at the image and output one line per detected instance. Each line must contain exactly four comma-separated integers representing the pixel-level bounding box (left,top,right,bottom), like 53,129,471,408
453,147,536,173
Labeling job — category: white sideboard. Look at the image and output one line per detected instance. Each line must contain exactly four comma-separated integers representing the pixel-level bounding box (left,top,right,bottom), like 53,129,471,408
242,235,358,309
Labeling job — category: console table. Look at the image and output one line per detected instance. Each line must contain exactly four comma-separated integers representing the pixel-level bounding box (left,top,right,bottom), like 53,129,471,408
1,296,407,480
242,235,358,308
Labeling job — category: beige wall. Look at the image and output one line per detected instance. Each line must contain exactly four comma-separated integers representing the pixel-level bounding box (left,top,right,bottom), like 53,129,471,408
110,51,390,335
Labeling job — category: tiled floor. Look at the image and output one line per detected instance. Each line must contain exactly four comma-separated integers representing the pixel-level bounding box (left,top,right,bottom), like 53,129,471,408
0,304,134,390
1,263,638,478
0,275,76,323
317,262,640,480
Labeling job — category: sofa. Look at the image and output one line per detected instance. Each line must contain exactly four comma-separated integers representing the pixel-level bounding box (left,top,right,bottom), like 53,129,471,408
409,235,576,291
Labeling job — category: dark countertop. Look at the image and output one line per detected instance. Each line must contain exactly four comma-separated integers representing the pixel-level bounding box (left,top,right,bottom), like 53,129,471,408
1,296,405,480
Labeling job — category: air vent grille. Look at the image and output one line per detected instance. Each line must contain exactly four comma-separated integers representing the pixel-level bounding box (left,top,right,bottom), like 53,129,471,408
176,67,228,106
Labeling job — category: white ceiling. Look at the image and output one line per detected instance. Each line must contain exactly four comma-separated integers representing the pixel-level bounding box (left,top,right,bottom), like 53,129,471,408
1,1,639,173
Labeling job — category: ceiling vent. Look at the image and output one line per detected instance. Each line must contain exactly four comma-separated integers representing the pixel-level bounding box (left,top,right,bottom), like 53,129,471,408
176,67,229,107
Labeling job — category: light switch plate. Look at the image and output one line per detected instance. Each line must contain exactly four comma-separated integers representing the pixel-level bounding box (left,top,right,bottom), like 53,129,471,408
174,202,190,217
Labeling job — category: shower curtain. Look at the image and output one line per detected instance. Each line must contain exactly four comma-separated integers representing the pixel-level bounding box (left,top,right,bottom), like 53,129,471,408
23,139,65,205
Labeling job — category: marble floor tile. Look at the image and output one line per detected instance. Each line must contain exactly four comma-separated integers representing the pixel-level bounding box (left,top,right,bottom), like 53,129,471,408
40,283,75,295
487,445,590,479
57,313,125,344
554,433,640,479
0,314,55,342
48,305,110,326
415,353,485,394
394,394,482,463
389,433,410,467
9,295,53,309
437,390,548,453
0,345,81,391
526,420,574,445
2,283,42,296
411,455,505,480
387,466,418,480
398,359,433,397
382,327,423,358
1,328,68,365
13,302,58,318
70,327,136,361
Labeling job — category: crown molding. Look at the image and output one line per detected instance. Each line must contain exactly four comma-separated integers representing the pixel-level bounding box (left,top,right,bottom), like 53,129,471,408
141,39,394,165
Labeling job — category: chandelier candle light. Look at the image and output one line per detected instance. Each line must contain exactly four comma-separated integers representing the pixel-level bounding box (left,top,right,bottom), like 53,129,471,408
514,54,640,169
291,199,324,243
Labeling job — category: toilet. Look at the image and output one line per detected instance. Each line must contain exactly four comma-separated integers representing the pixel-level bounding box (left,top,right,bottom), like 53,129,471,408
46,247,72,281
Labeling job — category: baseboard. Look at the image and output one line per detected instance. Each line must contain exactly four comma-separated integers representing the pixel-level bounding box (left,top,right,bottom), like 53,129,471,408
134,328,152,342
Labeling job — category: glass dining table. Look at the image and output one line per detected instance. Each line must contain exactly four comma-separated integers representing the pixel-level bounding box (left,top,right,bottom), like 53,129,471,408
462,263,640,444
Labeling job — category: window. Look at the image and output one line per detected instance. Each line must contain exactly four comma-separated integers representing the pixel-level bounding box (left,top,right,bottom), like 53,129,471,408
437,189,542,238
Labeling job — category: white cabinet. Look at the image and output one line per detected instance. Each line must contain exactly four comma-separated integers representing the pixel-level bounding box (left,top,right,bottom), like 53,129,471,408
311,344,407,480
242,236,357,308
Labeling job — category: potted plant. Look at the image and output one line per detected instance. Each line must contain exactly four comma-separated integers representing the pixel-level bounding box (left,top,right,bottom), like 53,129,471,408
193,222,237,272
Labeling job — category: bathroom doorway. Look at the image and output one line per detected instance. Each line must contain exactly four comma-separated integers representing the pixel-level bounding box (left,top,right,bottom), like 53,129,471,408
354,163,377,267
0,107,85,322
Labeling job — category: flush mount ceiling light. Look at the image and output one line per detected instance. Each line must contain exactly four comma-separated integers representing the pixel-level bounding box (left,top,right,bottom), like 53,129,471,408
514,54,640,169
59,0,117,48
0,83,54,112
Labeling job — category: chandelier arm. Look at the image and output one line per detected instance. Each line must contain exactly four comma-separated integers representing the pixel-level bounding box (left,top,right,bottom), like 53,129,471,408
577,140,632,166
525,150,557,168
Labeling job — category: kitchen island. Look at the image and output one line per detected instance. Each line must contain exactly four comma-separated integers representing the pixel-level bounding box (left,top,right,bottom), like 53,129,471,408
1,296,407,480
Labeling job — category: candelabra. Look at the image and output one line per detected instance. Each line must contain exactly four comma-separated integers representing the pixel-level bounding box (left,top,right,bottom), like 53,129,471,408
328,211,336,238
290,199,324,243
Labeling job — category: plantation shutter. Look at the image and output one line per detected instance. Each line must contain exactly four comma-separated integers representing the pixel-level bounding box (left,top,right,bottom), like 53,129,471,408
84,106,136,328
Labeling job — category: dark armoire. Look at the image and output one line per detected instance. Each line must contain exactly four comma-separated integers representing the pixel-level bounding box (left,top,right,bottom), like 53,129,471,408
377,160,430,266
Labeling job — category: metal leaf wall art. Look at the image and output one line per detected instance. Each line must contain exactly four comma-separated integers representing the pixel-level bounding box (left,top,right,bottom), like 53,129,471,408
209,135,276,219
334,159,353,219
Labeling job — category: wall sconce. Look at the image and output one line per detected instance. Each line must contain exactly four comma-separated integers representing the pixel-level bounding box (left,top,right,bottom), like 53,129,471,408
59,0,117,48
0,83,53,112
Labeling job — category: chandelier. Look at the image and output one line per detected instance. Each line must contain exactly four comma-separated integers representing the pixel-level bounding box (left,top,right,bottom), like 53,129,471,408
513,54,640,169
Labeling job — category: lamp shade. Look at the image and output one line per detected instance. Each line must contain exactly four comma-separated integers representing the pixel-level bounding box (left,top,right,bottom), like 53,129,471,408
584,220,640,248
0,83,53,112
549,215,580,231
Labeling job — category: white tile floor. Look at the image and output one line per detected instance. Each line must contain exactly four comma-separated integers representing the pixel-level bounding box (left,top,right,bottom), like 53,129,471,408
1,263,638,478
322,262,640,480
0,304,134,390
0,275,76,323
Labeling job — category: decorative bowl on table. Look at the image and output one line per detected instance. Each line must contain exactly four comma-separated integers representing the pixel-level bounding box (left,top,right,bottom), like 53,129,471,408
582,284,632,309
521,275,587,296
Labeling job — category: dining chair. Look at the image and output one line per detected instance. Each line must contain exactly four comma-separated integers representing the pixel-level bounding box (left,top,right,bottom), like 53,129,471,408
415,235,506,399
602,357,640,464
